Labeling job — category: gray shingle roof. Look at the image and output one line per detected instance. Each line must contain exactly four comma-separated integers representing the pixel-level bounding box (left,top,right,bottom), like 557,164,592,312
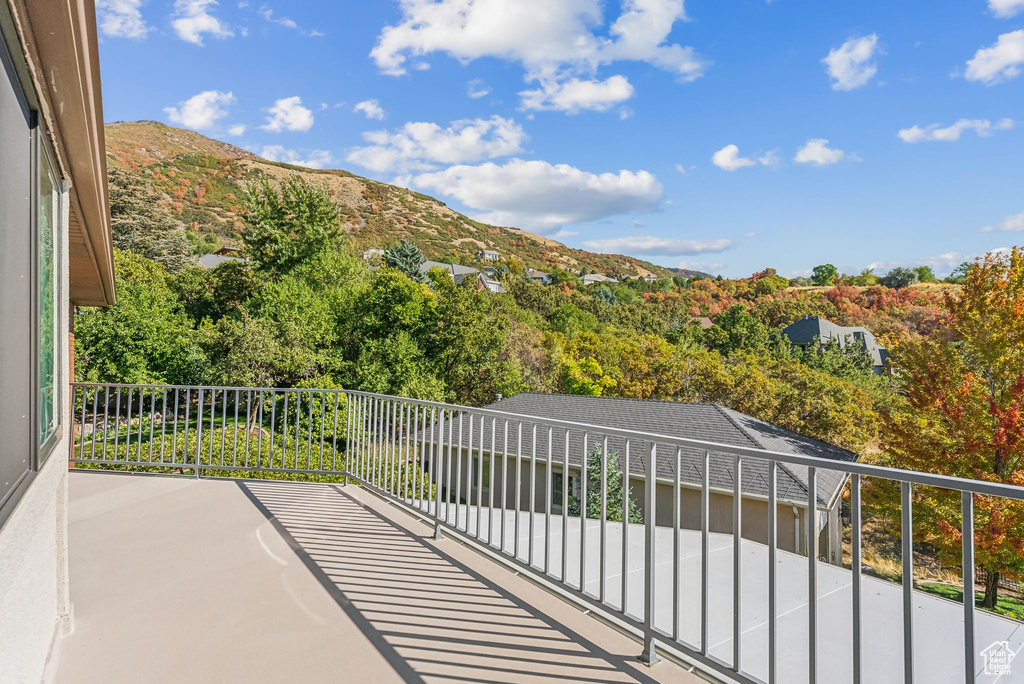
783,316,886,367
420,393,857,508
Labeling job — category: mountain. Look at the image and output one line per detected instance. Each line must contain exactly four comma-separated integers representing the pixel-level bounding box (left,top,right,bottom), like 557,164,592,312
104,121,706,279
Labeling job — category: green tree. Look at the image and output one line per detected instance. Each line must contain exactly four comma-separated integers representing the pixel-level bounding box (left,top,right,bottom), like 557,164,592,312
107,167,194,272
945,261,971,284
75,249,208,384
383,240,428,283
882,267,919,289
914,265,936,283
811,264,838,286
242,177,341,277
568,446,643,523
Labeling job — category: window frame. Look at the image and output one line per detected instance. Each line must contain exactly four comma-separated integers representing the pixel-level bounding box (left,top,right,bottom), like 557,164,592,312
32,125,63,466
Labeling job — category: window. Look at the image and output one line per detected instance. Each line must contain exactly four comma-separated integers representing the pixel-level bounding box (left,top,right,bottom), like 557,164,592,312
37,142,61,454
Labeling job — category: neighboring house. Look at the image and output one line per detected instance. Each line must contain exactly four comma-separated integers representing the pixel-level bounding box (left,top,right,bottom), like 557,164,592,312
690,316,714,329
644,275,658,283
420,394,856,565
783,315,889,374
475,249,500,262
0,3,115,681
198,252,244,269
526,268,551,284
582,273,618,285
421,260,504,293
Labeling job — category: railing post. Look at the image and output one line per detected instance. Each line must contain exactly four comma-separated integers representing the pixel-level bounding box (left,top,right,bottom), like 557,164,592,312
195,388,204,479
639,441,659,666
433,407,444,540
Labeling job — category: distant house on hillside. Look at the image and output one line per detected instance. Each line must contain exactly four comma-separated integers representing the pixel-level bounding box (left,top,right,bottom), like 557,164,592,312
690,316,713,329
198,247,245,269
419,393,856,565
475,249,500,262
582,273,618,285
783,316,889,374
421,260,505,294
643,275,658,283
526,268,551,284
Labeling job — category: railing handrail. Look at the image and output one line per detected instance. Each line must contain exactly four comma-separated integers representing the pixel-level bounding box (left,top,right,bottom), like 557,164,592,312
71,382,1023,501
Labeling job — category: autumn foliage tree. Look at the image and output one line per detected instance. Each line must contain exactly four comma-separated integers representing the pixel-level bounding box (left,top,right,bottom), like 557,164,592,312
881,248,1024,608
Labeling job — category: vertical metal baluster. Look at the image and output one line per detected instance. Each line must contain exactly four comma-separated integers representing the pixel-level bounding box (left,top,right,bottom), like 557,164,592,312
419,406,428,508
562,429,570,580
282,392,291,470
378,398,385,491
148,388,156,463
255,391,264,469
325,393,332,474
307,391,315,470
402,402,410,500
808,467,818,684
171,389,180,465
244,391,252,469
159,388,167,464
446,410,456,525
456,413,464,531
501,420,509,554
600,435,608,603
962,491,975,684
102,387,111,462
195,388,204,478
432,407,443,535
852,474,862,684
489,418,496,545
580,433,588,594
220,389,227,466
182,389,190,467
78,386,88,460
271,391,279,469
295,392,304,471
476,415,485,537
701,449,710,655
232,390,239,467
333,392,341,476
406,403,414,502
529,424,537,568
768,460,778,684
209,389,216,466
673,447,681,643
623,440,630,613
114,388,122,462
734,455,743,672
137,388,145,462
386,399,394,494
514,422,522,561
91,387,101,461
901,481,914,684
125,388,133,462
544,427,553,574
640,442,659,665
370,398,377,487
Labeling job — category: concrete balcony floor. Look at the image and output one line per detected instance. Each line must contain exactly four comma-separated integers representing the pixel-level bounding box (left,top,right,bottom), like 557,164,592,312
55,472,702,684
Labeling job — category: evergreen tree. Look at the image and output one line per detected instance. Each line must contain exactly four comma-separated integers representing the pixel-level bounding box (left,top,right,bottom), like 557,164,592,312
383,240,428,283
107,168,194,273
568,446,643,523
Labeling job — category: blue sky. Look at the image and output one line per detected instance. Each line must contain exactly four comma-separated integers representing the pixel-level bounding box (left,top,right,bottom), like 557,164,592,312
96,0,1024,277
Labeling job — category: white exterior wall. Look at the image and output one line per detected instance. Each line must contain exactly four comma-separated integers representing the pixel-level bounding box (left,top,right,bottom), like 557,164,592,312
0,188,72,684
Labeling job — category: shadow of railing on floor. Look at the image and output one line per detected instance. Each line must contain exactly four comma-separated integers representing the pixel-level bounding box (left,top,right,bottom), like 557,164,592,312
235,481,662,684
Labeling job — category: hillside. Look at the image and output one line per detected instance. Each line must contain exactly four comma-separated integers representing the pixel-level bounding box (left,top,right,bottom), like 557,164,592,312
104,121,699,279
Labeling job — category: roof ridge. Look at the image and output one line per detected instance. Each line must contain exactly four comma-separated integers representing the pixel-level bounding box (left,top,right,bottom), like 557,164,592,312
710,404,765,450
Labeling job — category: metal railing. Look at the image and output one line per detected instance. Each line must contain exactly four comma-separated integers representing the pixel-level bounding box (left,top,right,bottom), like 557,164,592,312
70,382,1024,684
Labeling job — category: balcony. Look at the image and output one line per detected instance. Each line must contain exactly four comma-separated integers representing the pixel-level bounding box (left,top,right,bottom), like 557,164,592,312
61,383,1024,683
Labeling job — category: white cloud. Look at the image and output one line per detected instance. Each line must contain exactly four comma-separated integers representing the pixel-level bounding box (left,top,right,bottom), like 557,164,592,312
965,30,1024,84
793,138,850,166
259,6,296,29
822,34,880,91
370,0,706,114
981,211,1024,232
675,163,687,174
346,116,526,174
678,259,725,273
519,75,635,113
96,0,151,39
172,0,233,45
467,78,491,99
990,0,1024,18
410,159,662,232
868,249,1010,277
898,118,1013,143
711,144,777,171
260,146,332,169
582,235,734,255
227,124,246,136
261,96,314,132
354,99,386,120
164,90,235,130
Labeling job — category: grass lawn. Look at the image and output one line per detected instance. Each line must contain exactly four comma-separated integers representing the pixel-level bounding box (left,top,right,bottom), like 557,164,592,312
920,582,1024,621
